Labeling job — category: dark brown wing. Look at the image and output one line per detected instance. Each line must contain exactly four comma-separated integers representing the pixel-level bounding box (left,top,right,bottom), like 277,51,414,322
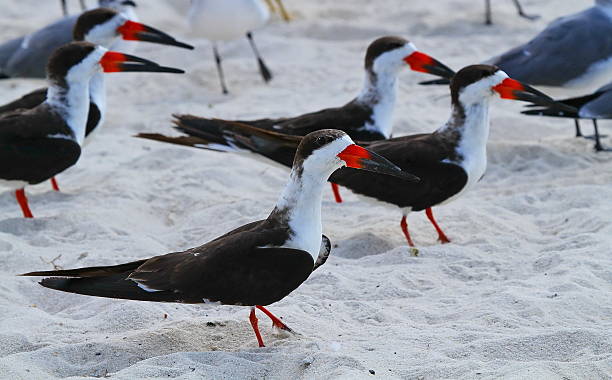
0,105,80,184
247,100,382,140
0,87,48,115
169,98,382,144
26,227,315,306
330,133,468,210
128,239,314,306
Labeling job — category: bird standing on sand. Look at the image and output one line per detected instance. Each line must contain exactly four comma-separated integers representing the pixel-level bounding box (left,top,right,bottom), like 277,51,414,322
0,42,184,218
137,65,573,247
0,0,138,79
187,0,273,94
488,0,612,141
0,8,194,191
146,36,453,202
21,129,415,347
425,1,612,145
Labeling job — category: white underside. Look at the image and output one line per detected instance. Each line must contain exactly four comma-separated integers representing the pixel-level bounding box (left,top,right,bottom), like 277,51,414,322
440,106,489,206
82,72,106,147
188,0,270,40
0,179,29,190
135,282,162,292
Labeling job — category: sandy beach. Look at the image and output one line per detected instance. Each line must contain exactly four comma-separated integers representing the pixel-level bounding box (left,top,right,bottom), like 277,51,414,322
0,0,610,379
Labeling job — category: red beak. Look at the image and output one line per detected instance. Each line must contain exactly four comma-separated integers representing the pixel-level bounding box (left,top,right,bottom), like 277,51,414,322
403,51,455,79
337,144,370,169
117,20,194,50
337,144,419,181
493,78,526,99
493,78,577,112
100,51,185,74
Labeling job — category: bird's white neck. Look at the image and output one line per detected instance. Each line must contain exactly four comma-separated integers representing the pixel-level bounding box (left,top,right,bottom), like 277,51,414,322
438,99,490,197
272,169,329,262
89,72,106,124
46,80,91,145
439,99,490,160
355,68,398,138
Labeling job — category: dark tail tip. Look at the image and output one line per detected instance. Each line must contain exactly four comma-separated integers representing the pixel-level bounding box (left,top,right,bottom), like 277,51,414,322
40,277,70,291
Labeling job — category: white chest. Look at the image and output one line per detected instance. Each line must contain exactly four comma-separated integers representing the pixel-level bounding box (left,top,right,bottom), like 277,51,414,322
442,104,489,204
188,0,269,40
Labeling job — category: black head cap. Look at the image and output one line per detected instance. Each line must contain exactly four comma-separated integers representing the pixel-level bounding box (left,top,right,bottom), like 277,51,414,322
450,64,500,104
47,41,97,86
98,0,137,8
365,36,409,70
73,8,119,41
295,129,347,165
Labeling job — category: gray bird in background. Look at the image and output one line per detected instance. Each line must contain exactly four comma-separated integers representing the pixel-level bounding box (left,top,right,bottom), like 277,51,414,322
0,0,137,79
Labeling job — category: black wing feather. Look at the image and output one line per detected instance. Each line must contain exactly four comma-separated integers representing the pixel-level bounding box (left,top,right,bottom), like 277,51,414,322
0,88,48,114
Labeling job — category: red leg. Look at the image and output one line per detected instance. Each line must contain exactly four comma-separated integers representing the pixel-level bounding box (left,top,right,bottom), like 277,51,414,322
15,189,34,218
330,183,343,203
400,215,415,247
50,177,60,192
256,305,292,331
425,207,450,244
249,308,265,347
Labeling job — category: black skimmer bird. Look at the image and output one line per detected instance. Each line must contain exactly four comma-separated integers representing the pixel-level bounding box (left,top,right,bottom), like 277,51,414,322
522,82,612,151
0,0,137,79
424,1,612,139
0,8,193,191
187,0,275,94
138,65,573,247
0,41,184,218
164,36,453,201
484,0,539,25
21,129,414,347
170,37,453,141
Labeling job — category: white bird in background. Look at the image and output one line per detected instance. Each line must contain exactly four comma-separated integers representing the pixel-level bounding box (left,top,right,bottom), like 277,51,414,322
188,0,273,94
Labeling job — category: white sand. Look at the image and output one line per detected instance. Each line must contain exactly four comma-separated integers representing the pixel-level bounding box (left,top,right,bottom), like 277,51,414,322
0,0,611,379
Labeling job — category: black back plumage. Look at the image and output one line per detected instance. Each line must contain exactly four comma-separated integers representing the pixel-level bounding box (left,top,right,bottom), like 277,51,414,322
24,219,332,307
0,104,81,184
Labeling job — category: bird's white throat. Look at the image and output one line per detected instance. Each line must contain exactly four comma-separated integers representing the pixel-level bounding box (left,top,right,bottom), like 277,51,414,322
273,170,326,262
46,80,91,145
356,67,398,138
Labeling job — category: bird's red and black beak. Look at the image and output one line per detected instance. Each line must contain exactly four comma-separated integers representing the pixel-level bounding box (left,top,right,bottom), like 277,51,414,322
100,51,185,74
117,20,194,50
404,51,455,79
493,78,577,113
337,144,420,182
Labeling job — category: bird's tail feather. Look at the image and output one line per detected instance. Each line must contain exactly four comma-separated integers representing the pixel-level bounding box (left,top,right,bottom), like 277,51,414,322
38,275,185,302
20,259,147,278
